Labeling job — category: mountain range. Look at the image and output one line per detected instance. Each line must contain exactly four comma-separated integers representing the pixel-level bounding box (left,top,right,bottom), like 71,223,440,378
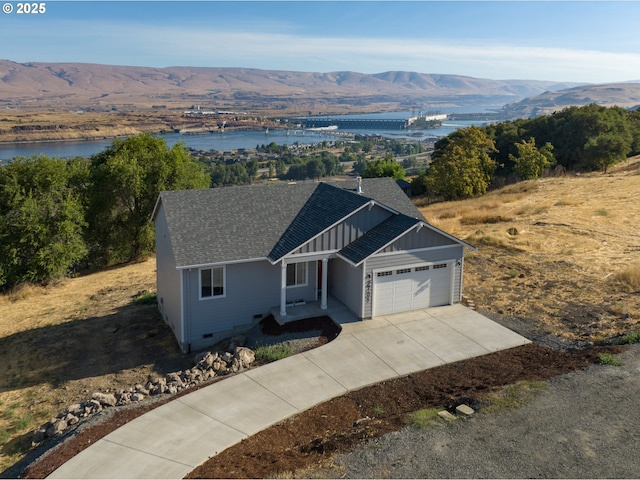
1,60,638,116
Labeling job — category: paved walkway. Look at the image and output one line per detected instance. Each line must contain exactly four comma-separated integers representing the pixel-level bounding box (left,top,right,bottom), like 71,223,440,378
49,305,530,479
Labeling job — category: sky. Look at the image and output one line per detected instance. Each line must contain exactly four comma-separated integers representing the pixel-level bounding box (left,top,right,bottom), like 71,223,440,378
2,1,640,84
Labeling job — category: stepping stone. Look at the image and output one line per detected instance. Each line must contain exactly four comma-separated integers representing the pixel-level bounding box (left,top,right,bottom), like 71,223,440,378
438,410,456,420
456,404,474,416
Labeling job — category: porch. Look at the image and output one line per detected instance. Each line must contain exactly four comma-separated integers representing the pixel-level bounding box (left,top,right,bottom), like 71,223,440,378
271,295,359,326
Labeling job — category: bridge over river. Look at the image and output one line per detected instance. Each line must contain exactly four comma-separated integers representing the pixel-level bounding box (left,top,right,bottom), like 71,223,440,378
300,113,448,130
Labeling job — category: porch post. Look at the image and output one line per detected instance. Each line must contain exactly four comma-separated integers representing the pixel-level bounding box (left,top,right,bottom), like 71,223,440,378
321,258,328,310
280,262,287,317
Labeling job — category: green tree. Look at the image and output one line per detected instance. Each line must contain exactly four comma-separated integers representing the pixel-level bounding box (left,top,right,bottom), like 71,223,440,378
245,159,259,180
584,132,631,173
0,155,87,290
361,155,406,180
306,158,326,180
86,134,209,266
428,126,497,199
510,138,555,179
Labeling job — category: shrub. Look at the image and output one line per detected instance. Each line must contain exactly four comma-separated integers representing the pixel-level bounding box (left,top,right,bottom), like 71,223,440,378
133,290,157,305
254,343,293,363
598,352,623,366
617,331,640,345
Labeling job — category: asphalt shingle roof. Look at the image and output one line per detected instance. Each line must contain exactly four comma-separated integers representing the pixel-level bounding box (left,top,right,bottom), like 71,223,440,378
155,177,425,268
267,182,371,261
338,214,422,265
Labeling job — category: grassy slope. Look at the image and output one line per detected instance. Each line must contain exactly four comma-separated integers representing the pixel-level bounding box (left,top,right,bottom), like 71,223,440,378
418,156,640,341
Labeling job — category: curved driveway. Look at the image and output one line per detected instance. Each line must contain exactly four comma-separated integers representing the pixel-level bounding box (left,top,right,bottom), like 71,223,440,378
48,304,529,479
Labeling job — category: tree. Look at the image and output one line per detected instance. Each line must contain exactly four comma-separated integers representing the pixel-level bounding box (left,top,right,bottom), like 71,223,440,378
510,138,555,179
361,155,406,180
428,126,497,199
0,155,87,290
86,134,209,266
306,158,326,180
584,132,631,173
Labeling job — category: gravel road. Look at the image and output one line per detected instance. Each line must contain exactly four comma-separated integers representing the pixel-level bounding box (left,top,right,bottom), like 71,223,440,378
330,343,640,479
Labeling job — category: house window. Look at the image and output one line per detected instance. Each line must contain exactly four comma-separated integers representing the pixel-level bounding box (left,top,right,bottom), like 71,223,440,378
377,271,393,277
200,266,225,299
415,265,430,272
286,262,307,287
396,268,411,274
433,263,448,269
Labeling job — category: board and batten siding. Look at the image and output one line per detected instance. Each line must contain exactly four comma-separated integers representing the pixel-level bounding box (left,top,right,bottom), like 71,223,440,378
380,225,458,252
183,260,317,351
154,205,184,347
363,244,464,318
329,258,364,317
294,205,392,255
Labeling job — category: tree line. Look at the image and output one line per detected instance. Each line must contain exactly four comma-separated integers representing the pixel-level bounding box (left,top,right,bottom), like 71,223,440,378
413,104,640,199
0,134,209,291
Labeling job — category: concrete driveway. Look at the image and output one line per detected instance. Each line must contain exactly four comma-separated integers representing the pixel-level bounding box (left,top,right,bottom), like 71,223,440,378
48,304,530,479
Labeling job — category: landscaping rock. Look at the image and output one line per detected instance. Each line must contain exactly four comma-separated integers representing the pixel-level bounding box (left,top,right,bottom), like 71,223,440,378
92,392,117,407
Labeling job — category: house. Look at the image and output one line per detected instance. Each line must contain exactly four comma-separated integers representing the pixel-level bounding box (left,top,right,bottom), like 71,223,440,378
152,177,475,353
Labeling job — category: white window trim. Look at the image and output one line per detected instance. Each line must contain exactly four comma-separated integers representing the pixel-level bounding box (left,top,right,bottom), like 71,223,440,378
286,261,308,289
199,266,226,300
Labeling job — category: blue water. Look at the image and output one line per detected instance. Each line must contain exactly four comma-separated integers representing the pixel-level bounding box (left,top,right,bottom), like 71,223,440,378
0,112,494,162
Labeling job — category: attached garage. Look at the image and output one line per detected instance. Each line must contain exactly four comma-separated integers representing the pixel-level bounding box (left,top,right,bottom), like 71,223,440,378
373,262,452,316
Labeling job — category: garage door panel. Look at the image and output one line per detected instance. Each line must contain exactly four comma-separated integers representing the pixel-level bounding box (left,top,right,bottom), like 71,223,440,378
374,263,451,316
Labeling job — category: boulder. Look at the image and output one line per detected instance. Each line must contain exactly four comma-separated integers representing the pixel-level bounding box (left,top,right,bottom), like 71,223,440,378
92,392,117,407
131,392,145,402
46,419,67,437
234,346,256,366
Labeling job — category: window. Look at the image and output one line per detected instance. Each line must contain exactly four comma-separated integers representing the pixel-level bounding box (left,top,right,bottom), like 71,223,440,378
377,270,393,277
396,268,411,274
286,262,307,287
433,263,448,269
415,265,430,272
200,267,225,299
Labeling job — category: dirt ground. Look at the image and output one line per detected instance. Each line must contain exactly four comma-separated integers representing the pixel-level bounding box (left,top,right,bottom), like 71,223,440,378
1,159,639,478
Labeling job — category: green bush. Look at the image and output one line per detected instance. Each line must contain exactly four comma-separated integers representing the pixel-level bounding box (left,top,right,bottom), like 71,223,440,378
254,344,293,363
598,352,623,366
617,331,640,345
133,290,157,305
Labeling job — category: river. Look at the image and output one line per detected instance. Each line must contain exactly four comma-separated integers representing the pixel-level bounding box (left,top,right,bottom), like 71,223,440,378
0,110,497,161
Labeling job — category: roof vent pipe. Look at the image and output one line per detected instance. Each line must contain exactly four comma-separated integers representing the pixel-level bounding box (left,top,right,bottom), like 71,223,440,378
356,176,363,194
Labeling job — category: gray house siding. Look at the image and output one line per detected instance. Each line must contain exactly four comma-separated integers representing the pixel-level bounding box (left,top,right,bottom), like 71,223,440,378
380,226,458,252
329,258,364,317
154,205,183,346
363,244,465,318
183,259,317,351
294,205,392,254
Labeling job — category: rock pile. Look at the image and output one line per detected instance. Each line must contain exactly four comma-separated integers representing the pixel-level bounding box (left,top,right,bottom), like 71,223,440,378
32,344,256,445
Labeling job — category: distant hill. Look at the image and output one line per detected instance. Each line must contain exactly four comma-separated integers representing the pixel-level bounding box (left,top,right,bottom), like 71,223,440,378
0,60,582,111
501,82,640,118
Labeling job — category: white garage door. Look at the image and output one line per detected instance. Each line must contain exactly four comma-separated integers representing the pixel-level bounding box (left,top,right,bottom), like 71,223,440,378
374,263,451,316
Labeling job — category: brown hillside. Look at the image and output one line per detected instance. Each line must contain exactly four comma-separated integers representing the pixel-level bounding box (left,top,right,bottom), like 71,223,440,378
418,156,640,342
0,60,576,109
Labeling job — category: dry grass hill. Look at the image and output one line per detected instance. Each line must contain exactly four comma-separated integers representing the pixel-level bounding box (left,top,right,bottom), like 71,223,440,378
1,159,639,474
0,60,578,110
418,156,640,342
